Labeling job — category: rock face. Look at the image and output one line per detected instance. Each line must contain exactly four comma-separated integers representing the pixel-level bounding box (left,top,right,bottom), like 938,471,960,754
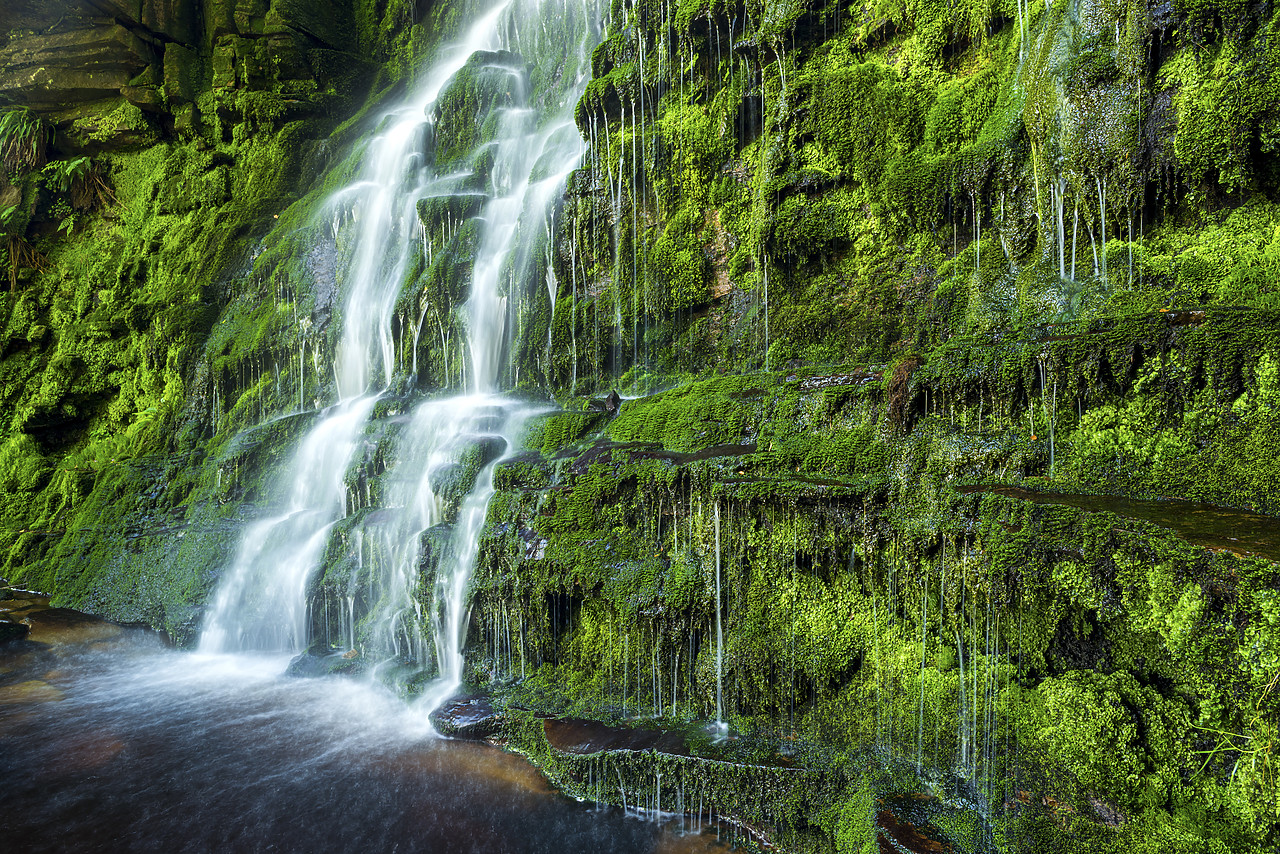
0,24,154,110
83,0,202,44
0,0,372,149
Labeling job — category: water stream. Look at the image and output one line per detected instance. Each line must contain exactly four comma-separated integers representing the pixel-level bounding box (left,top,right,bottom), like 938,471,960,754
0,622,730,854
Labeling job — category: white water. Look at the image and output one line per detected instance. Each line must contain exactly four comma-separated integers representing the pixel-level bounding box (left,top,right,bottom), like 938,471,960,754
200,395,377,653
201,0,600,716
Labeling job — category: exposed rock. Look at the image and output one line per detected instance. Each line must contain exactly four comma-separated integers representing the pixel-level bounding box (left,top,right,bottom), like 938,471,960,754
0,619,30,643
0,24,154,109
0,679,65,704
162,42,201,104
429,695,503,739
122,84,166,113
586,391,621,414
206,0,268,39
876,806,953,854
264,0,355,51
83,0,201,44
285,649,365,677
543,718,690,756
22,607,122,645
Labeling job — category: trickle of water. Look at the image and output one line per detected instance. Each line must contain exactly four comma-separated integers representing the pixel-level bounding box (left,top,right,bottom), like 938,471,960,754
714,502,724,726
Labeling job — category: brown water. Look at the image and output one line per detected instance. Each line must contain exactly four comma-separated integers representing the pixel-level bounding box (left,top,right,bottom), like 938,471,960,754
0,606,735,854
958,485,1280,562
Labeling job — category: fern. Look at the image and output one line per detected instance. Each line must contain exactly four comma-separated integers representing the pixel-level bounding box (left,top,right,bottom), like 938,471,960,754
0,108,48,173
41,156,91,193
41,156,113,211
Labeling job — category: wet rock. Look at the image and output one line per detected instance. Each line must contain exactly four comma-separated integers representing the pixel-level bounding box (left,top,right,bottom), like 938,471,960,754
957,485,1280,562
0,679,65,705
429,695,502,739
417,193,486,234
587,390,622,415
433,51,530,166
121,84,165,113
264,0,355,50
0,620,30,643
22,608,122,645
285,649,365,677
472,435,507,468
543,718,690,756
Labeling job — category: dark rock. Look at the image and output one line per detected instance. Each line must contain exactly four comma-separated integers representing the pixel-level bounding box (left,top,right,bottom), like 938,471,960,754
285,649,365,677
21,607,121,645
472,434,507,468
265,0,355,51
83,0,201,44
122,84,165,113
588,390,621,414
429,695,503,739
0,620,30,644
162,42,201,103
140,0,201,44
876,806,952,854
543,718,690,756
206,0,267,39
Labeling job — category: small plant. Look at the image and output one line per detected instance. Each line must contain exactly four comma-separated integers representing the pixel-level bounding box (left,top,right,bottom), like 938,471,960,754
0,108,48,173
42,156,113,211
3,234,46,293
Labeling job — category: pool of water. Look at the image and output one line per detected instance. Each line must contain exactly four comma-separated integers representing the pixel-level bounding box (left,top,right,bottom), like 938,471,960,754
0,607,733,854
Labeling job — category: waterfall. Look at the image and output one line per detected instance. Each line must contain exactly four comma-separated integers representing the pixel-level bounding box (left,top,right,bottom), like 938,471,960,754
200,0,600,718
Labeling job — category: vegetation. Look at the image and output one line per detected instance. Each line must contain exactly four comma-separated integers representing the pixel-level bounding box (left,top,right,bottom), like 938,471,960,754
0,0,1278,851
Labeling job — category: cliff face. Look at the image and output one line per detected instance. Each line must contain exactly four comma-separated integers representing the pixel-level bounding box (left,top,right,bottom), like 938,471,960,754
0,0,436,633
2,1,1279,852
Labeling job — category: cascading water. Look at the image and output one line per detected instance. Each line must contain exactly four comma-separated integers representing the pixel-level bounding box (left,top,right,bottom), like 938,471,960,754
200,0,601,716
201,396,378,653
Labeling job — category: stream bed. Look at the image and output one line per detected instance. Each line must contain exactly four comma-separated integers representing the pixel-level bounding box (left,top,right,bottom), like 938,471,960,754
0,598,733,854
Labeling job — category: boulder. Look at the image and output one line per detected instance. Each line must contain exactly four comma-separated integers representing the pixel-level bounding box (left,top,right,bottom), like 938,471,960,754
21,607,121,645
122,84,166,113
0,620,30,644
429,695,503,739
432,51,529,167
205,0,268,39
